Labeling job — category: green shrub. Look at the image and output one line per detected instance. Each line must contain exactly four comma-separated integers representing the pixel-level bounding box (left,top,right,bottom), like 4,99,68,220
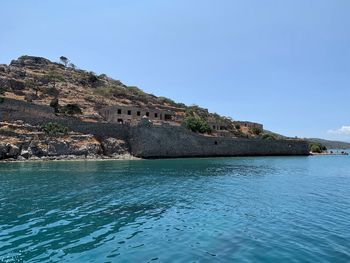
88,72,98,83
60,104,82,115
252,127,263,135
127,86,147,96
262,133,276,140
99,73,107,78
182,115,212,134
235,124,241,130
41,122,68,136
310,145,322,153
309,143,327,153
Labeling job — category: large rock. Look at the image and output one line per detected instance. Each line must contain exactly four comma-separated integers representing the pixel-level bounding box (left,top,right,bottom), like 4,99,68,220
45,139,101,157
0,143,21,159
28,140,46,157
8,144,20,157
0,77,25,91
0,65,6,73
101,138,129,157
0,143,9,159
9,68,26,79
10,56,51,69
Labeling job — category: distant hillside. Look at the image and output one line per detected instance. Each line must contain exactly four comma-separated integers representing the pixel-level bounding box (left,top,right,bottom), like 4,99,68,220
264,130,350,149
306,138,350,149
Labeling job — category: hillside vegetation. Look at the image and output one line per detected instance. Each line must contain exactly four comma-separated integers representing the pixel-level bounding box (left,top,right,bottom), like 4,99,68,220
0,55,269,138
0,56,233,124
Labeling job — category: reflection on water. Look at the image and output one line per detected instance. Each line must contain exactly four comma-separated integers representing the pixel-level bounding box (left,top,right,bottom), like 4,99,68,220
0,156,350,262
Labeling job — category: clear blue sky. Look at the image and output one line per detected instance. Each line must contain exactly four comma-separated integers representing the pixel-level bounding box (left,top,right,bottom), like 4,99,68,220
1,0,349,140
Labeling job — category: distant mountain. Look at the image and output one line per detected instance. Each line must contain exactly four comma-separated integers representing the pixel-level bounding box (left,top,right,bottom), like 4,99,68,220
263,130,350,149
305,138,350,150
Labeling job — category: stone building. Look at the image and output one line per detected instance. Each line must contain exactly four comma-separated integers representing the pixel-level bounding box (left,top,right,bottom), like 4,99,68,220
99,105,176,124
99,105,263,137
208,121,228,131
235,121,263,130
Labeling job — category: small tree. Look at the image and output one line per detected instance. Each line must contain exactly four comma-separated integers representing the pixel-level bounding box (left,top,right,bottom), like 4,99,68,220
60,104,82,115
60,56,69,67
310,144,322,153
182,115,212,134
50,98,60,113
69,63,76,70
309,143,327,153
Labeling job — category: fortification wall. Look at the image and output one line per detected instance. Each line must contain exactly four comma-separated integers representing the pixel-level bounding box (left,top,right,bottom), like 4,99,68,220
129,125,309,158
0,98,130,140
0,98,309,158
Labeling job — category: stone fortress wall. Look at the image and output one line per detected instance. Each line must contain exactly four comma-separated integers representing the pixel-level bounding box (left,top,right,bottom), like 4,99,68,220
129,124,309,158
0,98,309,158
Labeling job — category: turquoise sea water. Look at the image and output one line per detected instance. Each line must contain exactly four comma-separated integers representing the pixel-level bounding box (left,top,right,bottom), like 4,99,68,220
0,155,350,262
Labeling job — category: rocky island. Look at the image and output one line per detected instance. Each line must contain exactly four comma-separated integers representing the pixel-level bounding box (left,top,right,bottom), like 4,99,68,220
0,56,309,161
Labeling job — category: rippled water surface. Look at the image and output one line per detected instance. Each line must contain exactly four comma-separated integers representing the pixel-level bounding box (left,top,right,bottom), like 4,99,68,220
1,155,350,262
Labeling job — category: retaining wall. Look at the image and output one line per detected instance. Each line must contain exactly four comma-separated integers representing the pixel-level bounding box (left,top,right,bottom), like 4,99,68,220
0,98,310,158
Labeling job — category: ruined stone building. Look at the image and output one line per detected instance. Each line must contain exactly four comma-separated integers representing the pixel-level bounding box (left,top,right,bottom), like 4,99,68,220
99,105,263,137
235,121,263,130
99,105,177,124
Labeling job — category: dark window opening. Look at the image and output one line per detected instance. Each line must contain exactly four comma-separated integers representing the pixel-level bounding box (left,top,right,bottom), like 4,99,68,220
117,109,122,114
164,114,172,121
146,112,149,117
214,141,218,145
213,125,216,130
127,110,131,115
154,113,158,118
117,118,123,124
137,111,141,116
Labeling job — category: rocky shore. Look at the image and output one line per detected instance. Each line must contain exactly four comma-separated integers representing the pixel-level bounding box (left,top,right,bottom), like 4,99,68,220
0,121,134,162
